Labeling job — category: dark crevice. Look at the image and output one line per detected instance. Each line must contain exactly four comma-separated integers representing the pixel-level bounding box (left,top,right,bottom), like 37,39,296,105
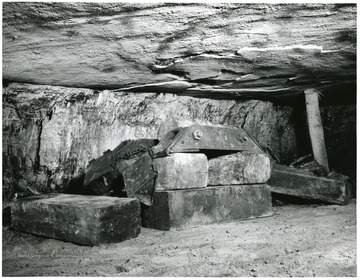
272,192,333,206
150,67,189,78
190,78,219,86
153,53,202,66
152,50,227,69
33,119,43,173
220,69,247,76
200,150,238,160
241,111,250,129
3,77,356,107
2,79,12,88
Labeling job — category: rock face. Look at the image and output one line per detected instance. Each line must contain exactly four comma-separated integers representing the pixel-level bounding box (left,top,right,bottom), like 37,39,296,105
2,83,297,201
2,2,356,206
2,3,356,101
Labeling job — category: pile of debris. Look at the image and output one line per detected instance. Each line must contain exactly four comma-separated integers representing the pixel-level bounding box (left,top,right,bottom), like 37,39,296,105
10,124,351,246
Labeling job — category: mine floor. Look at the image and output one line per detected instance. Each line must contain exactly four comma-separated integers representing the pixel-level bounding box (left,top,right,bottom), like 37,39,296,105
2,199,357,277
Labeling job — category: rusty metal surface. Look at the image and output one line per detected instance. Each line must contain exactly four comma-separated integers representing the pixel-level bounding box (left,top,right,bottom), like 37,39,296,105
84,150,115,191
152,125,262,157
112,139,157,165
83,139,157,195
122,152,157,206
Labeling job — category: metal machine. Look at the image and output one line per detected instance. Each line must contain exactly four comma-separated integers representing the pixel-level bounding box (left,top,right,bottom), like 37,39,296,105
83,125,264,205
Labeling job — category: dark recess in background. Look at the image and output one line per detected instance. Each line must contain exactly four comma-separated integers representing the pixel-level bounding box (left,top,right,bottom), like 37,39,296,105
290,93,356,198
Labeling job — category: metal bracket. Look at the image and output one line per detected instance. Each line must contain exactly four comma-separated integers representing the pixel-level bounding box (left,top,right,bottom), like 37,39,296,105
152,125,263,158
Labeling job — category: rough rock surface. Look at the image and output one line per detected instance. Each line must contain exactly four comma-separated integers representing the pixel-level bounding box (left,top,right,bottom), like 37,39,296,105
208,152,271,185
153,153,208,191
3,200,356,277
141,184,273,230
2,3,356,101
11,194,141,246
269,164,351,205
2,83,296,201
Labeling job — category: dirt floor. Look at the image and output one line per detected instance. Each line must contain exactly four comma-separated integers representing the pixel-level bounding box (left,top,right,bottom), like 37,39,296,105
2,199,357,277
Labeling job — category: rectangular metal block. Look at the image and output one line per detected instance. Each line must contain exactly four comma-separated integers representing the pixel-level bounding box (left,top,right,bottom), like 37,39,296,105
208,152,271,185
11,194,141,246
153,153,208,191
268,164,351,205
141,184,273,230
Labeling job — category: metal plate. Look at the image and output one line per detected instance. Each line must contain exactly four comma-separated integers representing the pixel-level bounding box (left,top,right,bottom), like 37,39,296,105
122,152,157,206
84,139,158,195
152,125,262,157
84,150,114,187
112,139,158,163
